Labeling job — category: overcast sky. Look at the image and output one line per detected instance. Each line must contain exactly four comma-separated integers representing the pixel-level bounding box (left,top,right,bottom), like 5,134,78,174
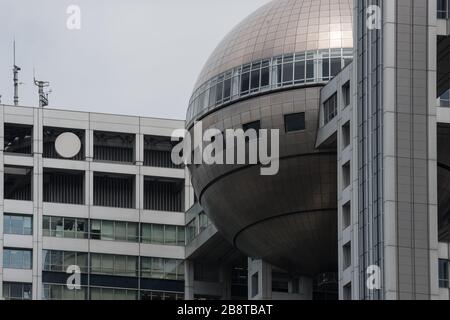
0,0,271,119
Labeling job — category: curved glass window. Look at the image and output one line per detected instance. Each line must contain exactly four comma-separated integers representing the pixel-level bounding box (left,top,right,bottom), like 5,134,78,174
187,48,353,126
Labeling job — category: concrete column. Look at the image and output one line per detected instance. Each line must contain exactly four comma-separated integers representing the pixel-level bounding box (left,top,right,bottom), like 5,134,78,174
248,258,272,300
184,260,195,300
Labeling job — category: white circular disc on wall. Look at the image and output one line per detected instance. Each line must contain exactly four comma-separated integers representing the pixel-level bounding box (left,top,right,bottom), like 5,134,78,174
55,132,81,158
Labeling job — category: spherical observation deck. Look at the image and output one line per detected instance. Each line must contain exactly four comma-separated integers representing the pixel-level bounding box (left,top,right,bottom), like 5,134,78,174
187,0,353,276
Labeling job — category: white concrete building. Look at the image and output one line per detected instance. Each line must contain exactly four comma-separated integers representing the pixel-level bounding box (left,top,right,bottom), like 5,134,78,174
0,104,193,300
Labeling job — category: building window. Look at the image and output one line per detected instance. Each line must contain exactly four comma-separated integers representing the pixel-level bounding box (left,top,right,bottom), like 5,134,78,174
439,259,449,288
141,290,183,301
43,216,88,239
3,214,32,235
199,212,211,233
94,173,135,208
90,253,138,277
251,273,259,298
342,161,351,189
144,177,184,212
3,282,32,300
187,48,354,126
323,93,337,125
3,248,32,270
141,224,185,246
4,166,32,201
284,112,306,132
94,131,135,163
43,284,87,300
186,219,198,244
343,202,351,229
43,169,84,205
4,123,32,155
90,219,139,242
42,250,88,273
342,121,351,149
90,287,137,300
343,283,352,300
437,0,450,19
343,243,351,270
439,89,450,107
141,257,185,281
43,127,84,160
342,81,351,107
242,121,261,133
144,135,183,169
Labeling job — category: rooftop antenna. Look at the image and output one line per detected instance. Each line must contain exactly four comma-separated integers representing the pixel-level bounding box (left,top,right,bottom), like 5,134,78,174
33,68,51,108
13,39,21,106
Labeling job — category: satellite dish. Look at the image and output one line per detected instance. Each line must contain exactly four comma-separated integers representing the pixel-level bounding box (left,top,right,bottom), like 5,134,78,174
55,132,81,158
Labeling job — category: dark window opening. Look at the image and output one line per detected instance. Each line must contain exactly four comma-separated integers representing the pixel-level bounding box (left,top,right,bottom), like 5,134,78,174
342,81,351,107
324,93,338,124
94,173,135,208
144,177,184,212
439,259,449,288
284,112,306,132
144,135,183,169
43,169,84,205
3,214,32,235
4,123,32,155
94,131,135,163
3,282,32,300
43,127,85,160
4,166,32,201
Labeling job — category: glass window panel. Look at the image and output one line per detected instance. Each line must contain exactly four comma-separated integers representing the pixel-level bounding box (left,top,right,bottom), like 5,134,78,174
152,258,164,279
127,222,138,242
215,81,223,103
141,224,152,243
240,72,250,95
115,255,127,275
330,58,342,77
64,218,76,238
165,259,177,280
3,215,11,234
76,219,87,239
177,261,185,280
306,60,315,81
250,69,260,90
23,216,32,235
77,253,88,272
90,288,102,300
10,215,23,234
102,255,114,274
285,113,306,132
101,221,114,241
322,58,330,79
282,63,293,83
52,217,63,237
115,222,127,241
91,220,101,240
177,227,185,246
91,254,102,273
51,251,63,271
209,84,216,107
127,256,137,276
63,251,76,268
223,78,231,100
165,225,177,245
261,67,270,87
43,216,50,236
294,61,305,83
152,225,164,244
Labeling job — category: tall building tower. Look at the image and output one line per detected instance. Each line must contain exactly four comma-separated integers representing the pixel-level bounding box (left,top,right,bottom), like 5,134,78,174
185,0,450,300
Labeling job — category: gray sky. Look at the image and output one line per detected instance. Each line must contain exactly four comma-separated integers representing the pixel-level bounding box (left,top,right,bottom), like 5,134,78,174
0,0,271,119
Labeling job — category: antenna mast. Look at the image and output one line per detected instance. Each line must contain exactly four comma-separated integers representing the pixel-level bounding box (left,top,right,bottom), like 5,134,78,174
33,70,51,108
13,40,21,106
